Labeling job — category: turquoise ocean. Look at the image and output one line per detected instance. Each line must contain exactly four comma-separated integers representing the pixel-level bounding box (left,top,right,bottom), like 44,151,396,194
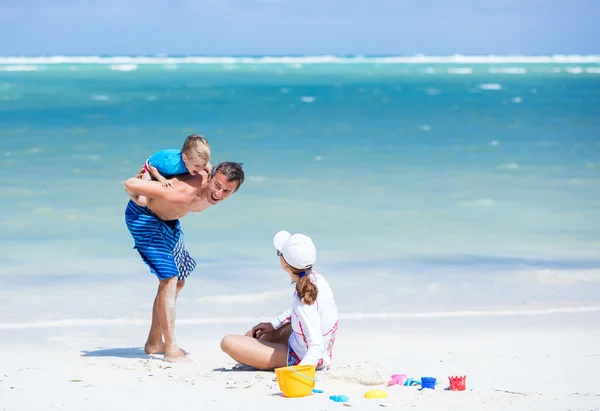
1,55,599,327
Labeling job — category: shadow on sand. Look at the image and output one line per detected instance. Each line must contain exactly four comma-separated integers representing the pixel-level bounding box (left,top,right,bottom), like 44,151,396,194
213,363,265,373
80,347,159,359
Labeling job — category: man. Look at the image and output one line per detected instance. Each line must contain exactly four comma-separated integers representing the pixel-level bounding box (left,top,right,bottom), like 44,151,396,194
124,162,244,362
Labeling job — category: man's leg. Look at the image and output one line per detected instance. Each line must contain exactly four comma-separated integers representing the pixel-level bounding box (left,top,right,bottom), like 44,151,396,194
144,274,187,356
156,276,186,362
144,284,165,354
176,279,185,297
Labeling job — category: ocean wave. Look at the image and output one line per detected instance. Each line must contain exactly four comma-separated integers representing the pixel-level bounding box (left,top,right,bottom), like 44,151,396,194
0,65,42,71
2,305,598,329
1,54,600,65
109,64,138,71
195,290,286,304
489,67,527,74
497,163,519,170
447,68,472,74
458,198,495,207
534,269,600,284
479,83,502,90
566,67,584,74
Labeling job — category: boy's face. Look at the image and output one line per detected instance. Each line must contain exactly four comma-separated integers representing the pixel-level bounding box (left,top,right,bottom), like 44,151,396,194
182,152,208,175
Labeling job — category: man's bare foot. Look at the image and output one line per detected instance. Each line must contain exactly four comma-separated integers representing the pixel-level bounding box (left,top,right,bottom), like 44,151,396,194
163,348,187,363
144,341,166,355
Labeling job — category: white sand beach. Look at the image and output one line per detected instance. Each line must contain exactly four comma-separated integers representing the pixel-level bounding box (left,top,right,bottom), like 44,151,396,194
1,310,599,411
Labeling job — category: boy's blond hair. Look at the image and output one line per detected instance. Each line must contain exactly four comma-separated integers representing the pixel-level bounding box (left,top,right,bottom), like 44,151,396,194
182,134,210,161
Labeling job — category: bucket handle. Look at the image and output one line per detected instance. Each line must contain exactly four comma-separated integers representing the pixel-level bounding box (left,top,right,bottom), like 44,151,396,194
289,366,319,382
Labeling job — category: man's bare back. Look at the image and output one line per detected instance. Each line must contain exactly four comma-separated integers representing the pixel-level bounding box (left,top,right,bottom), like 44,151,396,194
125,166,240,221
146,173,212,220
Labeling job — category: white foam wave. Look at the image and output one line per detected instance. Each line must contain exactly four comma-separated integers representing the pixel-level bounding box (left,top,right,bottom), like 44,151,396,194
109,64,138,71
587,67,600,74
479,83,502,90
2,305,598,330
0,65,41,72
339,305,600,320
566,66,584,74
300,96,315,103
458,198,495,207
91,95,109,101
196,290,285,304
489,67,527,74
497,163,519,170
511,97,523,103
248,176,266,182
2,54,600,65
447,68,472,75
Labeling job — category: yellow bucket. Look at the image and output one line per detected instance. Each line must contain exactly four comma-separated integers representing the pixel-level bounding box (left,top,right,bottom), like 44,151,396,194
274,365,316,398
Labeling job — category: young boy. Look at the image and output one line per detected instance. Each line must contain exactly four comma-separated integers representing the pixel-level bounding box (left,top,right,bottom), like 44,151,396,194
137,134,212,205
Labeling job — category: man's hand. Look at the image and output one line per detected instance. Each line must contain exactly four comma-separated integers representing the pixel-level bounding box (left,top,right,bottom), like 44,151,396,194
161,179,174,188
136,166,146,179
246,322,275,339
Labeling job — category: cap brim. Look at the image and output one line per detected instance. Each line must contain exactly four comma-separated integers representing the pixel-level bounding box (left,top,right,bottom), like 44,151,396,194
273,230,291,251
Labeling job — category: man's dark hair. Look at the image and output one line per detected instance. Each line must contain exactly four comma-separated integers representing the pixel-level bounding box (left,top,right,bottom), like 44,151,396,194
212,162,245,191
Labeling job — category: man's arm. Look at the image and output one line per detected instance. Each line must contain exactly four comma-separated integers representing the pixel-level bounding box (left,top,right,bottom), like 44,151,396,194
124,187,147,206
124,178,194,206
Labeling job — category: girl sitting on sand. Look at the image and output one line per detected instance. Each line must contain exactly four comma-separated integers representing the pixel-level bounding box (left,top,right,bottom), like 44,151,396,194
220,231,339,370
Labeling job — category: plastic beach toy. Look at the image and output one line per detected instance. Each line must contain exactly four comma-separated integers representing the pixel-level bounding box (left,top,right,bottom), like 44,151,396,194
449,375,466,391
387,374,408,386
330,395,349,403
364,390,389,399
274,365,316,398
421,377,437,389
404,377,421,386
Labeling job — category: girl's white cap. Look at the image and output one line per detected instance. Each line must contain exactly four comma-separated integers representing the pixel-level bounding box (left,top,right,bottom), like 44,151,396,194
273,230,316,269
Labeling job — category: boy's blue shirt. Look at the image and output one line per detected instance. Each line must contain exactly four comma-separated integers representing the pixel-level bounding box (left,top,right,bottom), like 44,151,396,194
147,149,188,177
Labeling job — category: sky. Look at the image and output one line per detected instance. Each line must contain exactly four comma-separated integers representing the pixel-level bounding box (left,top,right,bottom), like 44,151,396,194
0,0,598,56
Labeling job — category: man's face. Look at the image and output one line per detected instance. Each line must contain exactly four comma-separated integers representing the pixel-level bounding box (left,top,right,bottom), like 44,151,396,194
206,172,239,205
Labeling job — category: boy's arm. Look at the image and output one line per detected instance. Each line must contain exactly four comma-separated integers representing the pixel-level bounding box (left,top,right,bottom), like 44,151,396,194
146,162,173,188
124,178,192,206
